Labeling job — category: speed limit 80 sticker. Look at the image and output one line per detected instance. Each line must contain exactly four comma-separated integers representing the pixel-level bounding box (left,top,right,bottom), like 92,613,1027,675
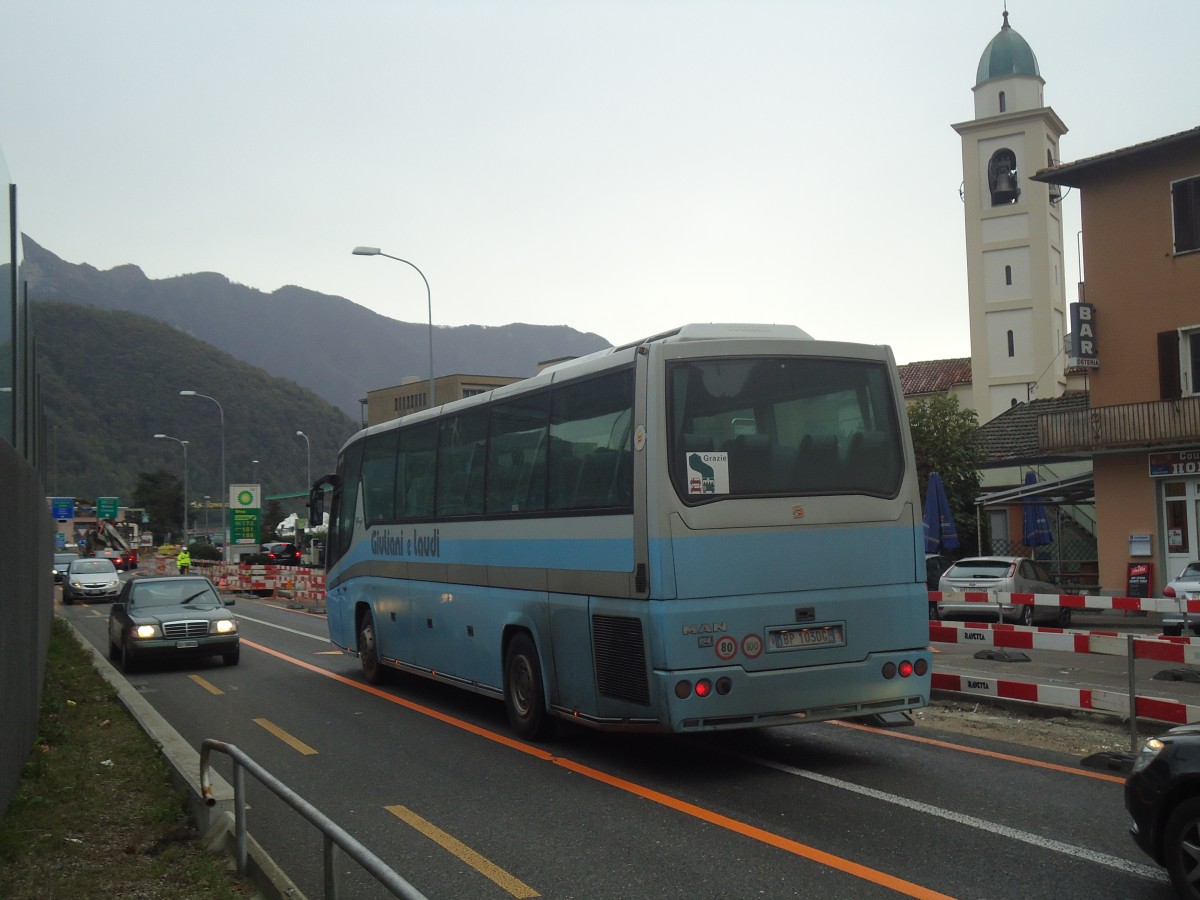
714,635,738,660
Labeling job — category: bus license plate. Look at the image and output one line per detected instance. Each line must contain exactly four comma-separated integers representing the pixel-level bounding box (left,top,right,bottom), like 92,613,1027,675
176,640,199,649
768,625,843,650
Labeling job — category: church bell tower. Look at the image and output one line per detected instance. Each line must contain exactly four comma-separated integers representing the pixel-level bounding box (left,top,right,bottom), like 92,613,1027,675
953,11,1070,423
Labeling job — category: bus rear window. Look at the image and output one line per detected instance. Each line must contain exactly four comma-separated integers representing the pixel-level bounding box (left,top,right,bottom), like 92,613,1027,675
668,356,903,499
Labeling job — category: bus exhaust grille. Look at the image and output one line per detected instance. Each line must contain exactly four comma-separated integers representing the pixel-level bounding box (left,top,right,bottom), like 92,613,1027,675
592,615,650,705
635,563,647,593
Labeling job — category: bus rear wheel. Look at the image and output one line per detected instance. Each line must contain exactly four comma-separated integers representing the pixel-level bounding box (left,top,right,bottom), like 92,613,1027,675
358,610,387,685
504,633,555,742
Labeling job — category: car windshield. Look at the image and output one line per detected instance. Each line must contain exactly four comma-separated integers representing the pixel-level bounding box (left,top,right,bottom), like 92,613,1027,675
70,560,117,575
55,554,77,565
1179,563,1200,580
946,560,1011,578
131,581,221,609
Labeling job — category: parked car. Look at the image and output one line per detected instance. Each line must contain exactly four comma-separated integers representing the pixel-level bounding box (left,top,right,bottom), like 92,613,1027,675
62,558,121,605
925,553,955,620
1126,723,1200,897
1162,562,1200,637
52,551,78,583
107,575,238,672
263,542,302,565
937,555,1069,627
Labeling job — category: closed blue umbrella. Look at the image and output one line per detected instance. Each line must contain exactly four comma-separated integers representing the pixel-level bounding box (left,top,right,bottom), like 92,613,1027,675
924,472,960,553
1022,471,1053,547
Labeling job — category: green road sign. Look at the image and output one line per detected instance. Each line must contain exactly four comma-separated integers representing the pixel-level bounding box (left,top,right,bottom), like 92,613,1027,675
96,497,119,519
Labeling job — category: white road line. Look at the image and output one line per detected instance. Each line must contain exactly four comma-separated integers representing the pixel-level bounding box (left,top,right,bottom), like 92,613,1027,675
733,750,1165,882
235,613,329,642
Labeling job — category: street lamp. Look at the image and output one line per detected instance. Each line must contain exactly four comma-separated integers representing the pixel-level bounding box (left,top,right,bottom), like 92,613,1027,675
296,431,311,490
252,459,259,483
154,433,189,544
180,390,226,557
352,246,436,408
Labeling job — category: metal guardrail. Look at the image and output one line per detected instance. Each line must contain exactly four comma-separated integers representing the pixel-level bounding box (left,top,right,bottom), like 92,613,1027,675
200,739,429,900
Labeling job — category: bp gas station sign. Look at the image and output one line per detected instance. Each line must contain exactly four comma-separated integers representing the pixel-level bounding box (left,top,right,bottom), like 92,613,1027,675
229,484,261,545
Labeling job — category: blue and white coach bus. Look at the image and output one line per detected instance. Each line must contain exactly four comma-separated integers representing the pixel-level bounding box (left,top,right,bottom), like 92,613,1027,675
308,323,931,739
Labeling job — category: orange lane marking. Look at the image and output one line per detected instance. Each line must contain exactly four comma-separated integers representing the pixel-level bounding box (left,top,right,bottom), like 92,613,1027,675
240,640,955,899
832,719,1126,784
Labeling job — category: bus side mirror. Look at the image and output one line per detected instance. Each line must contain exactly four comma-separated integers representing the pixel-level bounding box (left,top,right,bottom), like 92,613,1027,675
308,474,340,530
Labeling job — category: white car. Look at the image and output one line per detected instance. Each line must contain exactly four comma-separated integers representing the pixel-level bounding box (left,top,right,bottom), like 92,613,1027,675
937,555,1068,627
1162,562,1200,636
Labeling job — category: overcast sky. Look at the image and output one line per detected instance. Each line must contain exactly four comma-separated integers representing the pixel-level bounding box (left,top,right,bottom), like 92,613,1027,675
2,1,1196,365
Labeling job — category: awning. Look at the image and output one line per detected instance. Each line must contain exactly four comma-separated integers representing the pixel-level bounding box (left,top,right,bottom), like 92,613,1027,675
974,472,1094,507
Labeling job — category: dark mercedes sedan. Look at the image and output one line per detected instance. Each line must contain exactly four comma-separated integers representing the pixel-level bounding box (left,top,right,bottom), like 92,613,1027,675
107,576,238,673
1126,723,1200,898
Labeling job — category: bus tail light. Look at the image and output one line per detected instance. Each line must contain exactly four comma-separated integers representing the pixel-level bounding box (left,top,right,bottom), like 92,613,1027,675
882,658,929,679
675,678,732,699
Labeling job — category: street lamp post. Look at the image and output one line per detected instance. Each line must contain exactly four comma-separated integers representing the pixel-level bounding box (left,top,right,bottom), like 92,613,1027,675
352,246,436,408
252,459,259,483
204,495,210,542
154,433,188,544
180,391,226,557
296,431,311,491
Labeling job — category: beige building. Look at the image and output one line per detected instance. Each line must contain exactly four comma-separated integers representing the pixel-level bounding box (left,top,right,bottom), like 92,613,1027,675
953,11,1070,424
1035,127,1200,594
362,374,523,428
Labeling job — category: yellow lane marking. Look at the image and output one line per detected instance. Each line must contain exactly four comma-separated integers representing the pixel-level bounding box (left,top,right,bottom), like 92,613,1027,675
386,805,539,898
315,650,344,655
252,717,318,755
189,675,224,696
243,640,955,899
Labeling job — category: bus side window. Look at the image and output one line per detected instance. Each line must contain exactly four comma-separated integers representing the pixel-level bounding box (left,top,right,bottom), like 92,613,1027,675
332,442,363,566
361,430,399,523
399,422,437,519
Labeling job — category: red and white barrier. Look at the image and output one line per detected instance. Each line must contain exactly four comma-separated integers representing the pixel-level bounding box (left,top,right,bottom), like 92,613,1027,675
932,589,1200,616
931,671,1200,726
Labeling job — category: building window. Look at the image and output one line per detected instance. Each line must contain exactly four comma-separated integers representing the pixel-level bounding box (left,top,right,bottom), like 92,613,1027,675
998,91,1006,113
1004,265,1012,286
1007,330,1015,358
1172,175,1200,254
1159,327,1200,397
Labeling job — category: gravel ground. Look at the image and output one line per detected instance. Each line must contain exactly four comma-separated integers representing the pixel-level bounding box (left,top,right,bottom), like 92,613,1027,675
915,695,1146,760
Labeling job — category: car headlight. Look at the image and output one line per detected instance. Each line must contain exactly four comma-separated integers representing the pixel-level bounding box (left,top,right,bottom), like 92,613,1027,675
213,619,237,634
134,624,159,639
69,579,82,588
1132,737,1165,774
106,579,119,589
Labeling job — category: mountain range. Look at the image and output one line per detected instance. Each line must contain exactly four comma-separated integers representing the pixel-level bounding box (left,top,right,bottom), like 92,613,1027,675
24,237,613,507
22,237,612,418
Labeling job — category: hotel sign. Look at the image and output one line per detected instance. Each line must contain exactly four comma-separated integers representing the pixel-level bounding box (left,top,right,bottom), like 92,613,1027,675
1149,450,1200,477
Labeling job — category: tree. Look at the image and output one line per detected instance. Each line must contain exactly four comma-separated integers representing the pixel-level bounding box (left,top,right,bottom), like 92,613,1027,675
907,393,986,556
132,468,183,542
259,499,287,544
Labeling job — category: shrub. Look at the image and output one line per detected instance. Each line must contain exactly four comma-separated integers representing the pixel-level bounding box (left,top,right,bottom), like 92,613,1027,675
187,542,222,561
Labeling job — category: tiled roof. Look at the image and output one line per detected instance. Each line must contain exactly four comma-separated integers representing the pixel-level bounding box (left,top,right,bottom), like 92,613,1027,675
1033,125,1200,188
978,391,1091,465
898,358,972,397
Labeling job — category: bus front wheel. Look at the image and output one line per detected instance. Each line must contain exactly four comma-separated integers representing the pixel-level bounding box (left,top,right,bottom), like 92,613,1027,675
358,610,387,685
504,633,555,741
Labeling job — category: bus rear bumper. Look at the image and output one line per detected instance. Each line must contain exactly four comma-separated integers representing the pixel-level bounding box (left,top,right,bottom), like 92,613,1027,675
657,650,931,733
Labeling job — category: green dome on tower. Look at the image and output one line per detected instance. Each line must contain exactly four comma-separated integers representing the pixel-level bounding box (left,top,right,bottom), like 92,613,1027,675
975,11,1040,86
